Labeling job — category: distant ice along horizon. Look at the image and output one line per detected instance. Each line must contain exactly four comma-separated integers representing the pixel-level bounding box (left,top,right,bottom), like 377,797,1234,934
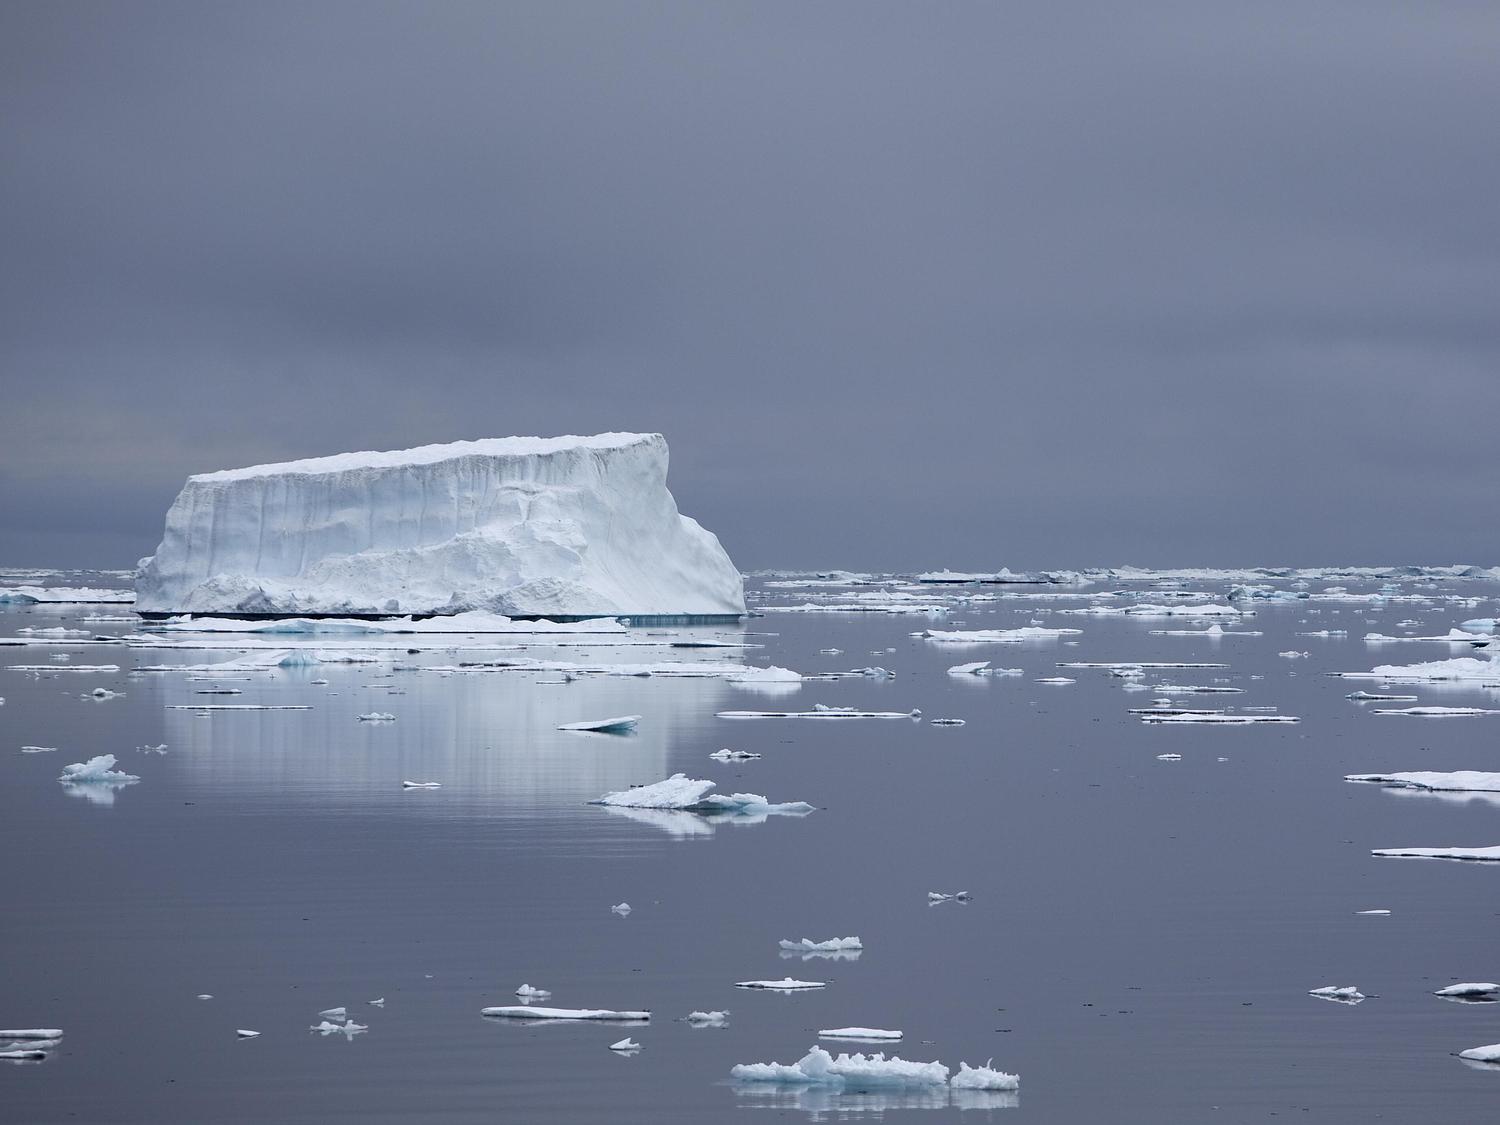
133,433,746,619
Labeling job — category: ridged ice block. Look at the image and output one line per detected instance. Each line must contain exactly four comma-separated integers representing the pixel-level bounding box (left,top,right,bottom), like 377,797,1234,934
135,433,745,618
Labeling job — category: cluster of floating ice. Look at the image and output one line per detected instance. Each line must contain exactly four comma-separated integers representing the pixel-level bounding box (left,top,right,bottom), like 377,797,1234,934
590,774,814,819
730,1045,1018,1091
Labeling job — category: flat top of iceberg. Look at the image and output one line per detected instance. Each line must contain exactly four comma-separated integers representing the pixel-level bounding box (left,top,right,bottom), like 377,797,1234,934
192,433,656,483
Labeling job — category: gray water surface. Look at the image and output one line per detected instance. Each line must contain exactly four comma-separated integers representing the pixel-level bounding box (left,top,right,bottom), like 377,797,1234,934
4,574,1500,1122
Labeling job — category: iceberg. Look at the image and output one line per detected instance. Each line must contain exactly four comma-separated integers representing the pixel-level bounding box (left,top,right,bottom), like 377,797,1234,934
950,1060,1021,1091
0,1030,63,1039
135,434,746,619
1460,1043,1500,1063
58,755,140,786
590,774,814,820
1337,657,1500,683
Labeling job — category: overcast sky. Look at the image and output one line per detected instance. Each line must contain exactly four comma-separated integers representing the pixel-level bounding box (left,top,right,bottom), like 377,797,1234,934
3,1,1497,571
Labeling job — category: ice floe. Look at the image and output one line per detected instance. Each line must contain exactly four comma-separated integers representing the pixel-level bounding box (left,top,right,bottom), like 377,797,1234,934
921,627,1080,643
590,774,813,820
611,903,632,914
731,1045,957,1088
1459,1043,1500,1063
608,1037,640,1051
356,712,396,722
481,1006,650,1021
1435,983,1500,999
1344,691,1418,701
236,1029,260,1038
1061,603,1244,617
515,984,551,999
709,749,760,761
1371,706,1500,717
1373,845,1500,862
558,715,641,733
0,1029,63,1039
1337,657,1500,683
950,1060,1021,1090
401,780,441,789
1347,772,1500,793
717,705,919,720
735,978,826,991
820,1027,902,1041
1139,713,1298,725
685,1010,729,1026
58,755,140,787
779,937,862,953
928,890,969,903
1308,986,1365,1003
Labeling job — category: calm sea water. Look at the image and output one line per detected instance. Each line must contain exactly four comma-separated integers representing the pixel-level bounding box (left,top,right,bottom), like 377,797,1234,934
4,573,1500,1123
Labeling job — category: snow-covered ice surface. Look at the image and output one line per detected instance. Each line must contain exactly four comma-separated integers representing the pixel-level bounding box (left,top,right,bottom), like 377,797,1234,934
135,434,746,617
14,565,1500,1120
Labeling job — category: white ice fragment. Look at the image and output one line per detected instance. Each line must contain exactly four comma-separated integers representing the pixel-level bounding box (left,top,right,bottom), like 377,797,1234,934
685,1010,729,1026
135,434,746,617
1435,983,1500,998
947,661,991,675
1373,845,1500,862
515,984,551,998
1156,753,1183,761
927,891,970,902
236,1029,260,1038
197,994,213,1000
0,1030,63,1039
1460,1043,1500,1063
717,706,919,720
820,1027,902,1041
1371,706,1500,717
558,715,640,733
0,1049,47,1060
20,746,56,753
1344,691,1418,701
481,1006,650,1021
728,666,802,684
590,773,813,817
58,755,140,786
401,780,441,789
709,749,760,761
1346,771,1500,793
356,712,396,722
1139,713,1298,725
928,718,965,726
611,902,632,914
1354,910,1391,915
735,978,826,991
318,1008,347,1020
731,1045,949,1087
951,1059,1021,1091
1308,986,1365,1003
310,1020,366,1035
778,937,862,953
922,627,1081,643
1034,677,1074,684
608,1037,640,1051
368,998,384,1006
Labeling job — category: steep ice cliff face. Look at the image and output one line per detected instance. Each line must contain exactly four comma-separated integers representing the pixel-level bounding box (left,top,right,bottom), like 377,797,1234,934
136,433,745,617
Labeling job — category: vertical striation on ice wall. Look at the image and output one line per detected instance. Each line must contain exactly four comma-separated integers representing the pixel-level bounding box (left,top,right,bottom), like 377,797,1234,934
135,433,745,617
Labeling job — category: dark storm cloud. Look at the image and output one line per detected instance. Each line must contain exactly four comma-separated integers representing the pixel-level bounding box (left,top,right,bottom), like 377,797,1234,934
2,0,1497,570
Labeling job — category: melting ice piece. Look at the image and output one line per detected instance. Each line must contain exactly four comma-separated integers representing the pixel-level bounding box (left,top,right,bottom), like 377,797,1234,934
401,780,441,789
922,627,1081,643
318,1008,347,1020
717,706,920,720
236,1029,260,1038
58,755,140,786
1308,986,1365,1003
820,1027,902,1041
481,1006,650,1021
710,749,761,761
20,746,56,753
1354,910,1391,915
1345,691,1418,701
197,994,213,1000
928,718,965,727
90,687,121,700
1156,753,1183,761
590,773,813,818
1139,713,1299,725
731,1045,949,1087
310,1020,367,1035
0,1049,47,1060
1373,845,1500,862
609,1037,641,1051
558,715,640,733
368,998,385,1006
0,1030,63,1039
611,902,632,914
735,978,826,991
927,891,970,903
951,1060,1021,1091
947,661,991,675
728,666,802,685
779,937,862,953
1371,706,1500,717
1346,771,1500,793
1435,983,1500,998
515,984,551,999
685,1010,729,1026
1460,1043,1500,1063
356,712,396,722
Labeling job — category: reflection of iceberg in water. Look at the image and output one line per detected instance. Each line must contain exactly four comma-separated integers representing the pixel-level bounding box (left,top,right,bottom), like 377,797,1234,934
61,781,130,806
153,640,736,808
731,1085,1017,1113
599,802,814,839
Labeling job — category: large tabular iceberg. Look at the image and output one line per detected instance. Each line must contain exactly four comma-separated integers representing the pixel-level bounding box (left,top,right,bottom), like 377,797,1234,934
135,434,745,618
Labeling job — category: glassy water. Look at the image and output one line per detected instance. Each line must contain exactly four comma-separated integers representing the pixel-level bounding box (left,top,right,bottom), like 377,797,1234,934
5,572,1500,1122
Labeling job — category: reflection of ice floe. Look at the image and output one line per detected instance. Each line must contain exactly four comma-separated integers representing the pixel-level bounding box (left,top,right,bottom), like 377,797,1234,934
732,1083,1018,1113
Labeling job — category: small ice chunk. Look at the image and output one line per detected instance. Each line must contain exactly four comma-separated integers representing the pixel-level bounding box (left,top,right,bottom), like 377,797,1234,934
819,1027,902,1040
236,1029,260,1038
1156,753,1182,761
58,755,140,786
1373,845,1500,862
947,661,991,675
1460,1043,1500,1063
197,994,213,1000
731,1045,949,1087
1345,691,1418,701
515,984,551,998
1308,985,1365,1003
1371,706,1500,717
1346,771,1500,793
481,1006,650,1021
929,718,965,726
0,1030,63,1039
401,780,441,788
735,978,826,990
0,1049,47,1060
928,891,970,902
1034,677,1074,684
709,749,761,761
778,937,862,953
1354,909,1391,915
558,715,640,733
368,998,385,1006
1435,983,1500,998
608,1037,640,1051
356,712,396,721
310,1020,367,1035
318,1007,347,1020
951,1059,1021,1091
611,902,632,914
20,746,56,753
685,1010,729,1026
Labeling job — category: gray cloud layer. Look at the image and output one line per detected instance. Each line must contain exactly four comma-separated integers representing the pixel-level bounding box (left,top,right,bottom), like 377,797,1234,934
3,1,1497,570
